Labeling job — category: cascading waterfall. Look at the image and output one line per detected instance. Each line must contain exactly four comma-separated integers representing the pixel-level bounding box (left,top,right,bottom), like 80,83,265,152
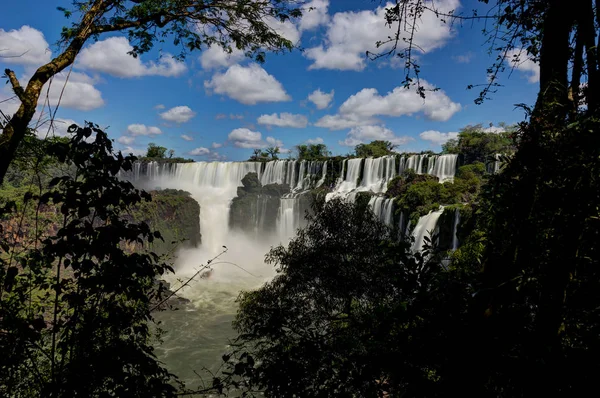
277,193,302,241
411,207,445,253
368,197,394,226
430,154,459,182
451,207,461,250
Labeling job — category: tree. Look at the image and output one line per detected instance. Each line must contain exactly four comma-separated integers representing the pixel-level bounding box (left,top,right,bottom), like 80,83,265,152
355,140,396,157
219,199,475,397
0,123,177,396
295,143,330,160
168,149,174,159
0,0,304,183
146,142,168,159
265,146,280,160
452,124,515,164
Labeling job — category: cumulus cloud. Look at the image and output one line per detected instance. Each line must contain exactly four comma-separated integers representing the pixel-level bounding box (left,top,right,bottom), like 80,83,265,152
189,147,210,156
0,25,51,66
230,113,244,120
181,134,194,141
204,63,291,105
265,16,301,44
506,49,540,83
77,37,187,78
117,135,136,145
419,130,458,145
227,127,287,151
200,45,245,70
339,125,413,147
211,142,223,148
154,104,166,110
159,105,196,123
305,0,459,71
228,128,263,148
257,112,308,128
315,113,378,130
305,137,324,145
316,81,460,130
126,124,162,136
215,113,227,119
307,88,334,109
299,0,330,31
38,71,105,111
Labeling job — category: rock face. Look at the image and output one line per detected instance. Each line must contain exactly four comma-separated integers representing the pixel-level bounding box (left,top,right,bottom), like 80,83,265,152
229,172,290,235
127,189,201,257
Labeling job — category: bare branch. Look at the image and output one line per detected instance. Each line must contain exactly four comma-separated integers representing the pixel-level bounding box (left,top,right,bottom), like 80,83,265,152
4,69,25,101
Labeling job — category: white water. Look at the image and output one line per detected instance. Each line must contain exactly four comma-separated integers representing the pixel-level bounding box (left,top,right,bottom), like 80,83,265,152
451,208,461,250
369,197,395,226
411,207,445,252
430,154,459,182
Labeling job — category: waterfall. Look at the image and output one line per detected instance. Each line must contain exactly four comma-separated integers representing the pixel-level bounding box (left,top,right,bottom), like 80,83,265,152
325,158,363,200
121,161,264,255
260,160,287,185
397,154,457,181
430,154,458,182
368,197,394,226
451,208,461,250
316,161,327,188
411,207,445,253
277,194,302,241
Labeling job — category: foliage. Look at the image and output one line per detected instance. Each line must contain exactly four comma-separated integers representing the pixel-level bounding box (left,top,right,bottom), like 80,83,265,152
146,142,168,159
441,125,515,164
219,199,471,397
127,189,201,257
0,123,178,397
355,140,396,157
295,143,331,160
265,147,280,160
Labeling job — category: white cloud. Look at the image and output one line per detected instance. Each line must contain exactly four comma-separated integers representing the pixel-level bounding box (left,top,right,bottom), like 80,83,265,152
419,130,458,145
315,113,378,130
154,104,166,110
121,146,147,156
265,16,301,44
39,71,105,111
230,113,244,120
257,112,308,128
159,105,196,123
126,124,162,136
305,137,324,145
215,113,227,119
0,25,51,66
453,52,474,64
117,135,136,145
200,45,245,70
339,125,413,147
228,127,263,148
299,0,330,31
181,134,194,141
227,127,287,151
77,37,187,78
204,63,291,105
506,49,540,83
338,82,461,121
189,147,210,156
305,0,459,71
211,142,222,148
308,88,334,109
316,82,460,130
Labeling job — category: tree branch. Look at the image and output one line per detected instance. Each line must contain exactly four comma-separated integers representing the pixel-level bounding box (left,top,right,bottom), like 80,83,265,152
4,69,25,102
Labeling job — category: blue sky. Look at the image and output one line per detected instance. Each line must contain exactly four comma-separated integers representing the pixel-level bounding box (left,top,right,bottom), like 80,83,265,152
0,0,539,161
